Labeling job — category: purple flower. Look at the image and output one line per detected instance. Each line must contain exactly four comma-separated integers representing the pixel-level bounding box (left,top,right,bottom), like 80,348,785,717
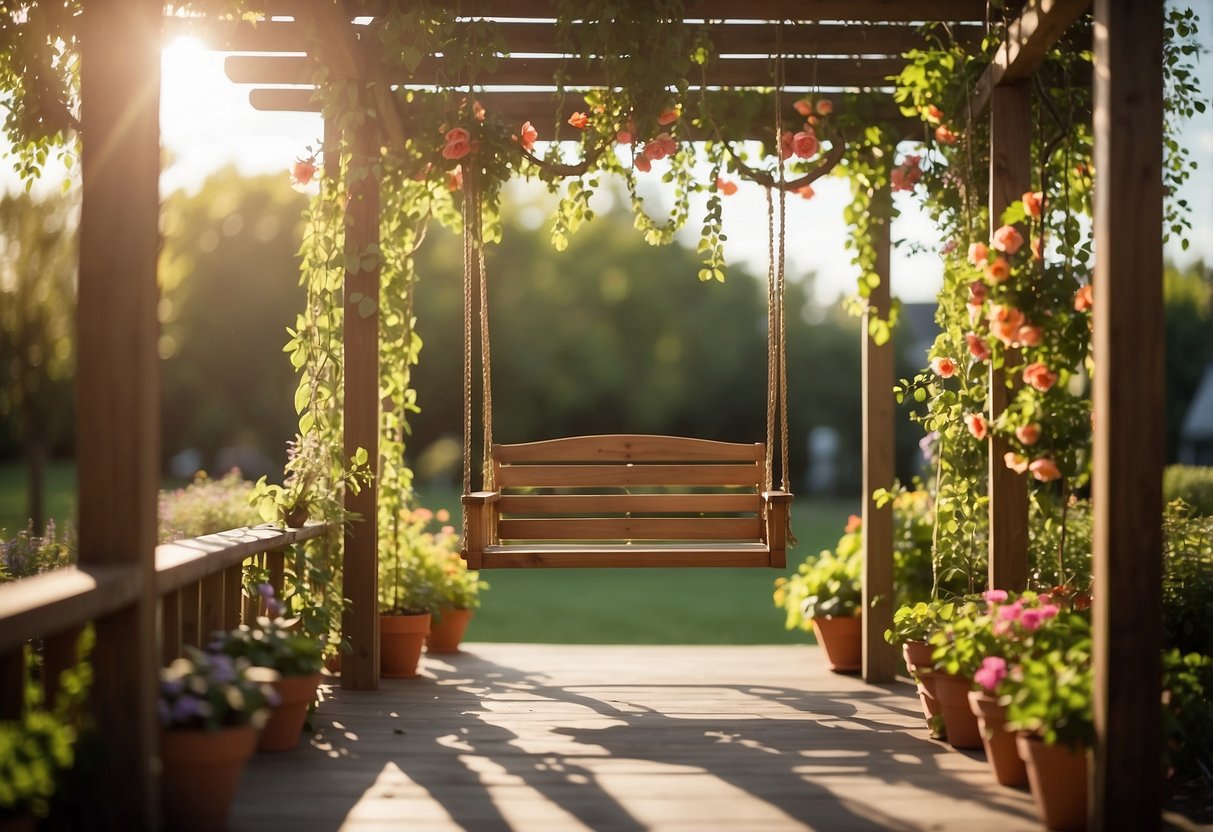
157,699,171,725
919,431,939,462
170,693,204,723
973,656,1007,692
209,653,236,684
258,583,275,600
267,597,285,618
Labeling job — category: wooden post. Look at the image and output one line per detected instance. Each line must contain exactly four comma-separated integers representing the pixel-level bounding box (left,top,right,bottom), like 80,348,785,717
76,0,161,826
862,188,896,683
987,80,1031,591
268,548,286,606
1091,1,1164,826
342,117,381,690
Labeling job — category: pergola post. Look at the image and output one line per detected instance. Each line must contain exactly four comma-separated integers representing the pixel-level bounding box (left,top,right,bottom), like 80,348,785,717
986,80,1031,591
1091,0,1164,825
77,0,162,826
862,187,896,683
342,117,382,690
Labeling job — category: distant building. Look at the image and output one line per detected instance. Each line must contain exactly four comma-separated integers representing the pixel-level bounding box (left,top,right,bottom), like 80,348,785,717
1180,364,1213,465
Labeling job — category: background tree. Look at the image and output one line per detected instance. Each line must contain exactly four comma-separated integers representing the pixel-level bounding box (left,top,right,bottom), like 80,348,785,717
0,191,77,531
1165,260,1213,460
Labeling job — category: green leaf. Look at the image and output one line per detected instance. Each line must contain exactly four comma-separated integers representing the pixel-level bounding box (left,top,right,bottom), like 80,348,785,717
402,46,423,75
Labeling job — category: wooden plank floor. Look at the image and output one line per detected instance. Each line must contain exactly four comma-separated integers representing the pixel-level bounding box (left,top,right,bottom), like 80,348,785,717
230,644,1043,832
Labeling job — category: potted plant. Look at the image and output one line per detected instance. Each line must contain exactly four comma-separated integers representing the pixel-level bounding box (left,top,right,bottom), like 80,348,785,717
422,510,489,654
251,436,371,527
209,584,325,752
774,516,862,672
158,647,278,831
884,599,957,736
378,509,445,678
1001,609,1093,832
925,599,988,750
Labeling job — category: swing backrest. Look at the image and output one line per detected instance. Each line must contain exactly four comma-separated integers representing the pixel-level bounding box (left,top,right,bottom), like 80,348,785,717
462,434,790,569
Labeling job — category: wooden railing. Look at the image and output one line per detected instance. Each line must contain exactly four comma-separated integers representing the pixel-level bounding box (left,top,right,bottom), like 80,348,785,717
0,522,327,719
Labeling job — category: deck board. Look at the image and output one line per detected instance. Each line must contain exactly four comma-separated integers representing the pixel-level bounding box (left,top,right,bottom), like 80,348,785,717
230,644,1043,831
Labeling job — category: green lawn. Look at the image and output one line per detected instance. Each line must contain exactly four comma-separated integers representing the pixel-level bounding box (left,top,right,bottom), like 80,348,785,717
0,461,855,643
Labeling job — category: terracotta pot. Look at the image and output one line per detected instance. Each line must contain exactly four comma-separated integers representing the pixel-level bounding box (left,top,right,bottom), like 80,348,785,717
968,690,1027,786
902,641,943,728
811,615,862,673
258,672,322,752
1017,732,1089,832
426,607,474,654
901,640,936,676
160,724,257,832
380,613,431,678
932,673,983,749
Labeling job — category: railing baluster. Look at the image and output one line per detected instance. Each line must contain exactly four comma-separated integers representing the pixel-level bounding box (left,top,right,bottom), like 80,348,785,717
268,548,286,614
200,572,225,646
161,590,183,665
180,581,201,649
223,564,243,630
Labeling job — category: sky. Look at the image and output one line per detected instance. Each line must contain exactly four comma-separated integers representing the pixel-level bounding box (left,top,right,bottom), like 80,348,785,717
9,6,1213,307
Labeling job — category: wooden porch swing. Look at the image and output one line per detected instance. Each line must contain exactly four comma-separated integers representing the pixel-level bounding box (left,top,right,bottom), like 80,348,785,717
459,166,797,571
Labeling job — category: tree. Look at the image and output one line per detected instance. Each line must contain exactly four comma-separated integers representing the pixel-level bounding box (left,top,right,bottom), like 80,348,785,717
0,191,77,531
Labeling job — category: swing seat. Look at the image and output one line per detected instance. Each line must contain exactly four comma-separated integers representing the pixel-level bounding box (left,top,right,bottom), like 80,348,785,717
461,434,791,569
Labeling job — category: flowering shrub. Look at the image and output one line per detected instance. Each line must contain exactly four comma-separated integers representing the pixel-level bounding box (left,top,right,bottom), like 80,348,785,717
158,647,278,733
929,590,1067,681
0,519,73,582
1001,611,1094,749
377,507,452,616
209,585,325,679
1162,501,1213,656
159,469,260,543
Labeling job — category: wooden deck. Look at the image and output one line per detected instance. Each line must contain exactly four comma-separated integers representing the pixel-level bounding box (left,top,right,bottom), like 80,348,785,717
229,644,1049,831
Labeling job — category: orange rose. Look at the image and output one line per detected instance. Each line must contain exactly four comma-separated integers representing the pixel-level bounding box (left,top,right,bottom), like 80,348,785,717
1031,236,1043,261
931,357,957,378
1015,424,1041,446
1022,191,1044,218
845,514,862,533
518,121,538,151
964,412,989,441
634,154,652,172
442,127,472,160
1004,452,1029,474
1022,362,1058,392
715,177,738,196
796,184,815,201
1074,284,1093,312
967,242,989,265
992,224,1024,255
658,106,680,125
568,112,589,130
1029,458,1061,482
966,333,992,361
815,98,834,116
988,304,1026,346
984,256,1011,283
793,99,812,117
791,129,819,159
1015,325,1043,347
934,124,958,146
924,104,943,124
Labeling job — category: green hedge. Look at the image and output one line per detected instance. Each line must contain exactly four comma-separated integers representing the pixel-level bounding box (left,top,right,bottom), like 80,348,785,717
1164,465,1213,516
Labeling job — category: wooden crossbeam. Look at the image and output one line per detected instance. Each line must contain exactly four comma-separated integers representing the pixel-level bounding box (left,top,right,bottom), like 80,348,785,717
225,53,907,89
969,0,1091,115
169,17,980,56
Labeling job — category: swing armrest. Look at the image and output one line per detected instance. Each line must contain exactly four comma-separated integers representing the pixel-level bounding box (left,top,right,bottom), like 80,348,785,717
761,491,793,569
461,492,500,570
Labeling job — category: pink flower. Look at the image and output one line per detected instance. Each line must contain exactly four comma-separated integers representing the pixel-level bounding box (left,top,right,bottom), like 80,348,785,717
998,601,1024,621
974,656,1008,692
616,129,634,145
941,239,958,256
715,177,738,196
1023,362,1058,392
517,121,538,151
992,224,1024,255
568,112,589,130
472,100,486,121
446,164,463,191
793,99,812,117
1074,284,1093,312
643,133,678,160
967,242,989,265
934,124,958,146
1015,423,1041,446
442,127,472,160
658,106,680,125
779,130,794,161
1022,191,1044,218
931,357,957,378
1004,452,1029,474
291,157,317,188
1029,458,1062,482
984,589,1009,604
791,129,819,159
968,280,987,304
1019,608,1045,631
815,98,834,116
634,154,652,173
964,412,988,441
1040,604,1060,619
845,514,862,534
966,333,992,361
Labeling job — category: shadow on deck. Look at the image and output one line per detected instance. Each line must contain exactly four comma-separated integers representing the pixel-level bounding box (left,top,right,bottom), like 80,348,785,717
230,644,1042,831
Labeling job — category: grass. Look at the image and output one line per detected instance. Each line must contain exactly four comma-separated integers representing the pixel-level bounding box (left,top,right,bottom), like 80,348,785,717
0,461,856,644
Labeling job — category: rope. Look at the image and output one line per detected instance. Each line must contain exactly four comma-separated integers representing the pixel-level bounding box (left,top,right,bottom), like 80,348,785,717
461,162,475,541
764,186,777,496
474,168,495,491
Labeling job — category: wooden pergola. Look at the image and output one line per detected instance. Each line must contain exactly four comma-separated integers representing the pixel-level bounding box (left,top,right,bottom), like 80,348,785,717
0,0,1165,828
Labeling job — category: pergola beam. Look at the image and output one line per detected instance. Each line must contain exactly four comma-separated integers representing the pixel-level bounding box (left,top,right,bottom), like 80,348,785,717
969,0,1091,115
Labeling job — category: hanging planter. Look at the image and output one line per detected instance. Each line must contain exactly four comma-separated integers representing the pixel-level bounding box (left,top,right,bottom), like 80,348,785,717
380,613,431,678
968,690,1027,786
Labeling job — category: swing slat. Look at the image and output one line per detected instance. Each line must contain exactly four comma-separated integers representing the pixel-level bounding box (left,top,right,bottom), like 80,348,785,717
462,435,791,569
